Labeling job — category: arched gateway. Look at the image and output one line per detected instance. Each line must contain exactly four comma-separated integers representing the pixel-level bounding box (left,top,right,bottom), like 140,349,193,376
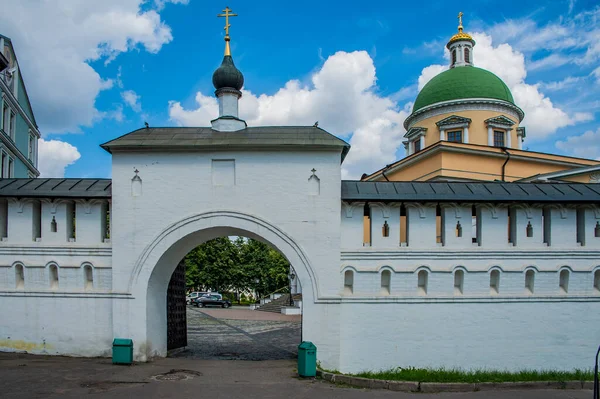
126,211,319,360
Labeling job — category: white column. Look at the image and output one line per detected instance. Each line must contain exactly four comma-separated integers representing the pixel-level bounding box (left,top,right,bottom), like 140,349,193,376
419,135,425,150
517,134,523,150
439,129,445,141
463,127,469,143
404,142,409,157
488,127,493,146
506,129,512,148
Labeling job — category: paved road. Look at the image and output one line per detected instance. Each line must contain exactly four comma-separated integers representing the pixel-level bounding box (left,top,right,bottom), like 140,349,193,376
178,306,302,360
0,353,592,399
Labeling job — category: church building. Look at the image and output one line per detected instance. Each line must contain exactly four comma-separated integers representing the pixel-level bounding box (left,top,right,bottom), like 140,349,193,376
362,16,600,183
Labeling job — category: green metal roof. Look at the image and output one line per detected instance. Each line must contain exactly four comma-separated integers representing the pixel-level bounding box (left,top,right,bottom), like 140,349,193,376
412,67,515,112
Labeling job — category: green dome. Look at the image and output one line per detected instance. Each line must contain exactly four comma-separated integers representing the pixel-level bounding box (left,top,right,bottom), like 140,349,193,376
413,67,514,113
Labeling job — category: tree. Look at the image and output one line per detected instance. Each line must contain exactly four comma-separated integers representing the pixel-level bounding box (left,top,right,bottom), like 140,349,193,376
184,237,291,300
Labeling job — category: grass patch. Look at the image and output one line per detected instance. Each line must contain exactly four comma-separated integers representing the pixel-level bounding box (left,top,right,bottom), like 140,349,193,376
349,367,595,383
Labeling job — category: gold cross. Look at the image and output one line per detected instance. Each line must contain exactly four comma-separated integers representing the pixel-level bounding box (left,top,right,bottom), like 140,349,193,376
457,11,464,32
217,7,238,37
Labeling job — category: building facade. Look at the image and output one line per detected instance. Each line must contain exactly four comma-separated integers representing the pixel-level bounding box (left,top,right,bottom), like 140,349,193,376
363,18,600,183
0,35,40,179
0,13,599,375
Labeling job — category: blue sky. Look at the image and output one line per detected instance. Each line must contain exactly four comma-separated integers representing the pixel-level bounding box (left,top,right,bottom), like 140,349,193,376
2,0,599,179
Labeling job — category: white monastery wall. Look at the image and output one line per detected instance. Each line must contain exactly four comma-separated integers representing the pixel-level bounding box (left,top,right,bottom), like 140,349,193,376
0,199,112,356
0,155,599,373
336,201,600,373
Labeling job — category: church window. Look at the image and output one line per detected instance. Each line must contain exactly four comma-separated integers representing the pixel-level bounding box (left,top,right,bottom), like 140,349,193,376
49,264,59,290
50,216,57,233
559,269,569,294
576,209,584,245
464,47,470,63
15,264,24,290
447,130,462,143
436,205,442,244
1,151,5,177
344,270,354,294
525,269,535,295
490,269,500,295
84,265,93,291
594,270,600,292
493,130,505,147
7,157,13,178
542,208,551,245
452,49,457,65
454,269,464,295
413,139,421,153
28,133,35,161
417,270,428,295
380,270,391,295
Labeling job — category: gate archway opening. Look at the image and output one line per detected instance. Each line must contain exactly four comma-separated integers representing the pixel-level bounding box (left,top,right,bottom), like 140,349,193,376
131,211,315,360
167,235,303,360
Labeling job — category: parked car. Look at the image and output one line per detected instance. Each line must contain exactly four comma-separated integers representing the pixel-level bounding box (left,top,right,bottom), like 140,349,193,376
193,295,231,308
186,292,208,304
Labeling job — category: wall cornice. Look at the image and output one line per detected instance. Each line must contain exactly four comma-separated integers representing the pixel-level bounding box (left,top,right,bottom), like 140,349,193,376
404,98,523,130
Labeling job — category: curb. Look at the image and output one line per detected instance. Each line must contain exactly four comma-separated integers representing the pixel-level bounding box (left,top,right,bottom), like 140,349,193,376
316,370,593,393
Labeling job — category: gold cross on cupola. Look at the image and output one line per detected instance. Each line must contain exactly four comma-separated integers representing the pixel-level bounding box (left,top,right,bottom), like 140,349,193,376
458,11,464,32
218,7,238,38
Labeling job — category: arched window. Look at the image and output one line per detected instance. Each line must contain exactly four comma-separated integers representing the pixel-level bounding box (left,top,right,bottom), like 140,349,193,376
490,269,500,295
559,269,569,294
49,264,59,290
454,270,464,295
418,270,428,295
594,270,600,293
452,49,457,65
464,47,470,63
525,269,535,294
15,264,24,290
344,270,354,294
84,265,93,291
380,270,391,295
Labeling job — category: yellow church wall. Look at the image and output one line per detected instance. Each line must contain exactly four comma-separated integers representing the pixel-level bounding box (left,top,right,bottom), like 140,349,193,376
375,142,600,182
558,174,594,183
384,152,444,181
413,110,519,149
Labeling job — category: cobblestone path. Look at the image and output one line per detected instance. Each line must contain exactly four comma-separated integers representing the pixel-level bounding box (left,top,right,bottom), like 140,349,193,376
173,306,301,361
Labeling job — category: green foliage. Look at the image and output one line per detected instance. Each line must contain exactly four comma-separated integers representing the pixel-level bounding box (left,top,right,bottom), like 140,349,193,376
351,367,595,383
184,237,291,300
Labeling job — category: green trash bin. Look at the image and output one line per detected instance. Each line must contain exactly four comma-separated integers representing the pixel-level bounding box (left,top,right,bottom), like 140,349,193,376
297,341,317,377
112,338,133,365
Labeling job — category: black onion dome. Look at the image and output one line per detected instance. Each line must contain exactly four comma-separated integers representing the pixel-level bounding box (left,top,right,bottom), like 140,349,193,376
212,55,244,91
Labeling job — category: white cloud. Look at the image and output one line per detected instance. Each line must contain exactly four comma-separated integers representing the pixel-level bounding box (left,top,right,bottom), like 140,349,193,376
538,76,582,91
0,1,186,134
555,127,600,160
169,51,408,179
38,139,81,177
592,66,600,84
416,32,590,141
154,0,189,11
418,65,447,91
121,90,142,112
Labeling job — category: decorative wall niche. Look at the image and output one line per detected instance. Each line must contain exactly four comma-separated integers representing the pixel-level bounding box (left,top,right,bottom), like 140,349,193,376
417,270,428,296
559,269,569,294
49,264,59,290
380,270,391,295
490,269,500,295
525,269,535,295
454,269,464,295
84,265,93,291
344,270,354,295
308,168,320,196
15,264,24,290
131,169,142,197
